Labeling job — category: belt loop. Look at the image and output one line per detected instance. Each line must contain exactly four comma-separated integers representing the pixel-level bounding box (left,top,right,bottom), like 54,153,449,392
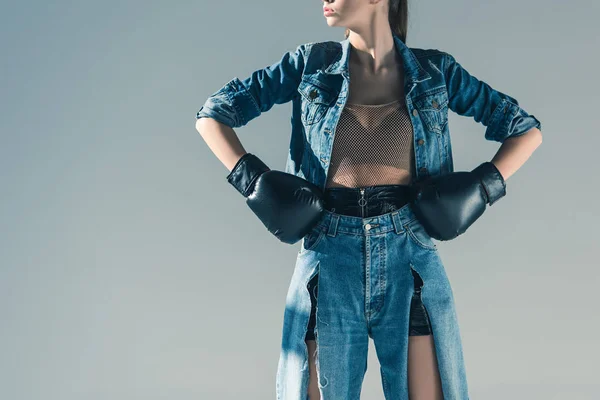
327,214,339,237
391,211,403,234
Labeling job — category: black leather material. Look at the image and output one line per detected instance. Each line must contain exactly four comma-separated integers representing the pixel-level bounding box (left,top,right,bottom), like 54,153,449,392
470,161,506,206
408,167,497,241
226,153,270,197
305,273,319,341
408,268,433,336
227,153,325,244
322,184,412,217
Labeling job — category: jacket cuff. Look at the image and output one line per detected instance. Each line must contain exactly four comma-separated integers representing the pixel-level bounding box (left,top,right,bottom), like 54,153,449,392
484,99,542,143
196,77,260,128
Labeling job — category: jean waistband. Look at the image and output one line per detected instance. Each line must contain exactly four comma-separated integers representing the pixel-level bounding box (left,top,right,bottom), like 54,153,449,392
313,199,419,237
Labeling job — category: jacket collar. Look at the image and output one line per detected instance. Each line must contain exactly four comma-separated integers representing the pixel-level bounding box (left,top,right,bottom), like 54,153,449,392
323,33,431,84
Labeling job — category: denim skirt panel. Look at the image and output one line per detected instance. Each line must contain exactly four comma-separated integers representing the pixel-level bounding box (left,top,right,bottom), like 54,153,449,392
275,204,469,400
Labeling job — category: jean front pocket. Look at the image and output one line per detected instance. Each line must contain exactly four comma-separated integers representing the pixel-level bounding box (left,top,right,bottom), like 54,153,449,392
413,88,449,134
404,218,438,251
298,78,337,126
298,226,326,255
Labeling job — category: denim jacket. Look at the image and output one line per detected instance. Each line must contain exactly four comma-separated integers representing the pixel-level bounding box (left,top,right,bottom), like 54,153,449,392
196,34,542,192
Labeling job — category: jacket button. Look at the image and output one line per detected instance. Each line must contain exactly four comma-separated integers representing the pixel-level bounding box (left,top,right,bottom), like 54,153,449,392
417,139,424,145
432,99,439,108
309,90,318,99
419,167,427,173
412,109,419,117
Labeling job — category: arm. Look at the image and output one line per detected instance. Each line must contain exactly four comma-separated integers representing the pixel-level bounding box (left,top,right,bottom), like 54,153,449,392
411,54,544,240
196,43,309,129
195,117,246,172
194,44,322,244
443,52,544,179
491,126,542,181
444,52,542,143
195,43,309,172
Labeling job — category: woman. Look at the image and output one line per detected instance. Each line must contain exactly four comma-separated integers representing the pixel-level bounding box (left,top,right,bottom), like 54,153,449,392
196,1,542,399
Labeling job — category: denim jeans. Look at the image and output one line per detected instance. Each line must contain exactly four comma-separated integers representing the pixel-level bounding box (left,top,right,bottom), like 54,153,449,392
276,185,469,399
306,185,432,341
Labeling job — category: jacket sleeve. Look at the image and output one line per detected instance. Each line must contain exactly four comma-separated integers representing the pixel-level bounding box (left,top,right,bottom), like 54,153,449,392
443,52,542,143
195,43,309,128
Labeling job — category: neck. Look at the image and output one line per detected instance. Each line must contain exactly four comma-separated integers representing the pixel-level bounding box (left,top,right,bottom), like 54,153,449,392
347,29,397,75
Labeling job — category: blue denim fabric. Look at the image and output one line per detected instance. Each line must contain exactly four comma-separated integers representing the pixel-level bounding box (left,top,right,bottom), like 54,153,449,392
196,34,542,192
277,206,468,399
196,34,541,399
305,184,433,342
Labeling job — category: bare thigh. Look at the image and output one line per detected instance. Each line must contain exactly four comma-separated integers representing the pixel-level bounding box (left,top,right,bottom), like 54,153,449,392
306,339,320,399
408,334,443,400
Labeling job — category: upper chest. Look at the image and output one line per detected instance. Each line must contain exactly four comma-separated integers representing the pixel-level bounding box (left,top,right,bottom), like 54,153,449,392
346,59,406,105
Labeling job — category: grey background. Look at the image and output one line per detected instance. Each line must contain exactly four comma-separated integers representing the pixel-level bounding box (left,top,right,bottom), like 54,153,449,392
1,0,598,399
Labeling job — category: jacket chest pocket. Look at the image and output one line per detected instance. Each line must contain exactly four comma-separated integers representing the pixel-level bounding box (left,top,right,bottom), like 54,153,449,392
413,89,449,134
298,78,338,126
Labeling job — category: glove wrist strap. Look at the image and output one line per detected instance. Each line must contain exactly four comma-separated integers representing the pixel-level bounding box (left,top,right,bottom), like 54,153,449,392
471,162,506,206
226,153,270,197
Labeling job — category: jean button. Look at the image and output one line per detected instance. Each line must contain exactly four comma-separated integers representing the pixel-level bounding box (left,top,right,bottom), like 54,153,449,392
365,223,372,230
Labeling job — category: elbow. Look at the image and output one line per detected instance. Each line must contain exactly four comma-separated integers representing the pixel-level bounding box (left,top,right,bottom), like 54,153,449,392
196,116,215,133
195,117,205,134
532,126,542,145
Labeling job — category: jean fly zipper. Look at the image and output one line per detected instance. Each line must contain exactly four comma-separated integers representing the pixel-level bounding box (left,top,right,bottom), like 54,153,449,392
359,188,366,218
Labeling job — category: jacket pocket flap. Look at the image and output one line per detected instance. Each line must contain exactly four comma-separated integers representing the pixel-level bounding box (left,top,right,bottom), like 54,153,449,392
413,87,449,111
298,78,338,106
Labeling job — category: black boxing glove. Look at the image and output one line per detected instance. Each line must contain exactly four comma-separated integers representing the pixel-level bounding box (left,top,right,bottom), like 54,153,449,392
408,161,506,241
226,153,325,244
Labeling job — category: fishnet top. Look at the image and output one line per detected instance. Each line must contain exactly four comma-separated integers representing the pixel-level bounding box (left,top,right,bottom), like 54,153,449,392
324,99,415,188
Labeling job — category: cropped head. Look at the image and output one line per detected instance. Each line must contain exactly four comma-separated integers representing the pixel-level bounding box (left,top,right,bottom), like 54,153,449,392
322,0,408,42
